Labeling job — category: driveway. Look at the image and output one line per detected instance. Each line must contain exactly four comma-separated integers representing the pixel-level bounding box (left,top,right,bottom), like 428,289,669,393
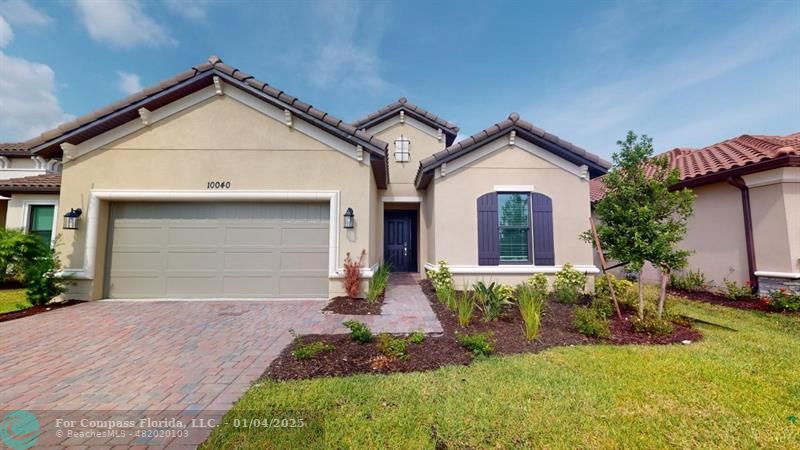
0,300,327,448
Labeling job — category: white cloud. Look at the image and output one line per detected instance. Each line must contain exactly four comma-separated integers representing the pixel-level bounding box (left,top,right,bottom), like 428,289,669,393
165,0,211,21
0,20,70,141
116,71,143,95
302,1,391,94
73,0,176,48
0,0,52,27
0,15,12,47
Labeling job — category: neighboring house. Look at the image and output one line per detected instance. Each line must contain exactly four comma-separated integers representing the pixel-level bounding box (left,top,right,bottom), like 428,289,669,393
591,134,800,295
0,143,62,245
14,55,608,300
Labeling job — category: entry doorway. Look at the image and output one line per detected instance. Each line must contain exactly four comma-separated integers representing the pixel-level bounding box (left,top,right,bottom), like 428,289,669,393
383,210,417,272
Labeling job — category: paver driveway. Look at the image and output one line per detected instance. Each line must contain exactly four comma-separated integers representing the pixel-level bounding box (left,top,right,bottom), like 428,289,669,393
0,300,327,448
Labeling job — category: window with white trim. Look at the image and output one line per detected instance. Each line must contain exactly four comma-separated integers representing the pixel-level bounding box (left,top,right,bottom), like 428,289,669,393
394,135,410,162
28,205,55,244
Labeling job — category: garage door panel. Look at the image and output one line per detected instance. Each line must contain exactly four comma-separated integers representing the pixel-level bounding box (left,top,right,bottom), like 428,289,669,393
107,202,329,298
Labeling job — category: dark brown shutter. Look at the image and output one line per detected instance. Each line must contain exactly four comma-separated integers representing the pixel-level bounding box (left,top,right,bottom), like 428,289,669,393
477,192,500,265
531,193,555,265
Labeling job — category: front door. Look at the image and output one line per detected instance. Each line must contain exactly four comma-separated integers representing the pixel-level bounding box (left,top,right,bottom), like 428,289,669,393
384,210,417,272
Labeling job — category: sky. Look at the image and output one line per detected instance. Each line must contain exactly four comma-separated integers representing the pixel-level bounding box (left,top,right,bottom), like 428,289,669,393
0,0,798,159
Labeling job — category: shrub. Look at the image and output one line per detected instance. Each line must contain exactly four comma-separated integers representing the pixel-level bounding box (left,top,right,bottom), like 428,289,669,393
765,289,800,312
408,330,425,344
343,320,373,343
553,263,586,304
517,283,546,340
342,250,366,298
436,282,456,311
497,283,515,303
722,279,754,301
0,230,71,305
428,260,454,291
669,269,708,292
630,316,674,336
455,289,475,328
595,274,634,303
292,341,334,360
473,281,508,321
377,333,409,359
527,273,549,297
573,306,610,338
367,262,391,303
591,295,614,320
456,331,495,357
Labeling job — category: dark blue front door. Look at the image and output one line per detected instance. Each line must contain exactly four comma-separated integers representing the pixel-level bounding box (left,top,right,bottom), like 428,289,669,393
384,210,417,272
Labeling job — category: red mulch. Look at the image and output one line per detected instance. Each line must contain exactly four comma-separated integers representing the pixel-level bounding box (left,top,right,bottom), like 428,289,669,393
322,294,383,315
264,280,702,380
0,300,85,323
668,288,772,312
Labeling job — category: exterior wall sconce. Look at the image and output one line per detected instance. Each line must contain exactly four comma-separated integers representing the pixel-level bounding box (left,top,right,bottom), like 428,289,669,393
63,208,82,230
343,207,354,229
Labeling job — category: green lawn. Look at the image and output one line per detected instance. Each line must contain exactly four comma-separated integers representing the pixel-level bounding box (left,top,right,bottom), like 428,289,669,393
0,288,29,314
203,298,800,449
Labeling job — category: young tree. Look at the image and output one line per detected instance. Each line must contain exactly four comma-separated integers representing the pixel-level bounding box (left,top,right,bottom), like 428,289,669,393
588,131,694,320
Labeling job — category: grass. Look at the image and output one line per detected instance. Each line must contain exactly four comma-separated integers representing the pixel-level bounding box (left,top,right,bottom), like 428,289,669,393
202,294,800,449
0,288,29,314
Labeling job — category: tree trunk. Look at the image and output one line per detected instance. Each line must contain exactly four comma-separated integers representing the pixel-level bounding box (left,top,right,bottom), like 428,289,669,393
658,270,669,319
638,268,645,320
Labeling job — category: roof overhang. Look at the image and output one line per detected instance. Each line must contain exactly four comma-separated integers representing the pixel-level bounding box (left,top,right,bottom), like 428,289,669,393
415,126,609,189
356,108,459,146
30,68,390,188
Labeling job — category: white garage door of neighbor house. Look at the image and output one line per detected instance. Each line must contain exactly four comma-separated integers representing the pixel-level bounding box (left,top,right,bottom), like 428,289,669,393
105,202,330,299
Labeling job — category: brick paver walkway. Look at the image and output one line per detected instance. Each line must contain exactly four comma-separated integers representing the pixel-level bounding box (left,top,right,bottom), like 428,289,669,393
0,273,440,448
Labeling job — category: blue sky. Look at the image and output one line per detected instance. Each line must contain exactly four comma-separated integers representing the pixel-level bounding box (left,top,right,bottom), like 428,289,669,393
0,0,798,159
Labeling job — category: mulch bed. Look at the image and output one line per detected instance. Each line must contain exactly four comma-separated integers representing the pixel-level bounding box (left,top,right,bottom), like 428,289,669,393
322,294,384,315
0,300,85,324
265,280,702,381
668,288,773,312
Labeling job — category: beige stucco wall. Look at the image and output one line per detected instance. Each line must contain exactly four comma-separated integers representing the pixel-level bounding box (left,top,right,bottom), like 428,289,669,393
4,193,59,234
367,120,443,270
58,95,376,299
746,167,800,274
428,143,595,286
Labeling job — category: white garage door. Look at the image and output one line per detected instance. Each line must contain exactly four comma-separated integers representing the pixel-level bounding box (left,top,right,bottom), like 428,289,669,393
105,202,329,299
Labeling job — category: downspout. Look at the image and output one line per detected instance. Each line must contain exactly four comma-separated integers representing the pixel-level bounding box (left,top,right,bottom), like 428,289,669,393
727,176,758,292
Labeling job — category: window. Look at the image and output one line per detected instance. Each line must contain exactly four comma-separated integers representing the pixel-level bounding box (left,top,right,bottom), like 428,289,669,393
28,205,55,244
497,193,530,263
394,136,410,162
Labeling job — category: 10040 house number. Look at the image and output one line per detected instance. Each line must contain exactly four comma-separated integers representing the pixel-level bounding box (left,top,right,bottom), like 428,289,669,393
207,181,231,189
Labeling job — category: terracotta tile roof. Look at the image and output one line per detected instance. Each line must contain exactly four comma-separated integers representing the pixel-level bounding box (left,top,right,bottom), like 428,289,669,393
0,173,61,193
24,55,389,160
0,143,31,156
590,132,800,202
415,112,611,188
352,97,460,145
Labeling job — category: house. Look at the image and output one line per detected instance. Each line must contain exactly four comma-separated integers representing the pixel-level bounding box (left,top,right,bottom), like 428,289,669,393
0,143,62,245
591,133,800,295
14,55,608,300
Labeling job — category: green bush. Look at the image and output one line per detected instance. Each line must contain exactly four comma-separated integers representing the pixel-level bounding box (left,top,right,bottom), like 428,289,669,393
669,269,708,292
595,274,635,304
527,273,550,297
408,330,425,344
343,320,373,343
553,263,586,304
377,333,409,359
517,283,546,340
765,289,800,312
473,281,508,321
722,279,754,301
591,295,614,319
292,341,335,360
436,282,456,311
456,331,495,357
630,316,674,336
455,289,475,328
428,260,454,291
367,262,391,303
497,283,515,303
0,229,71,306
573,306,610,338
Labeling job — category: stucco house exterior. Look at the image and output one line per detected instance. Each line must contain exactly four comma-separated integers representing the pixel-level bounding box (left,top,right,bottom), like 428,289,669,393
10,55,608,300
591,133,800,295
0,143,62,246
